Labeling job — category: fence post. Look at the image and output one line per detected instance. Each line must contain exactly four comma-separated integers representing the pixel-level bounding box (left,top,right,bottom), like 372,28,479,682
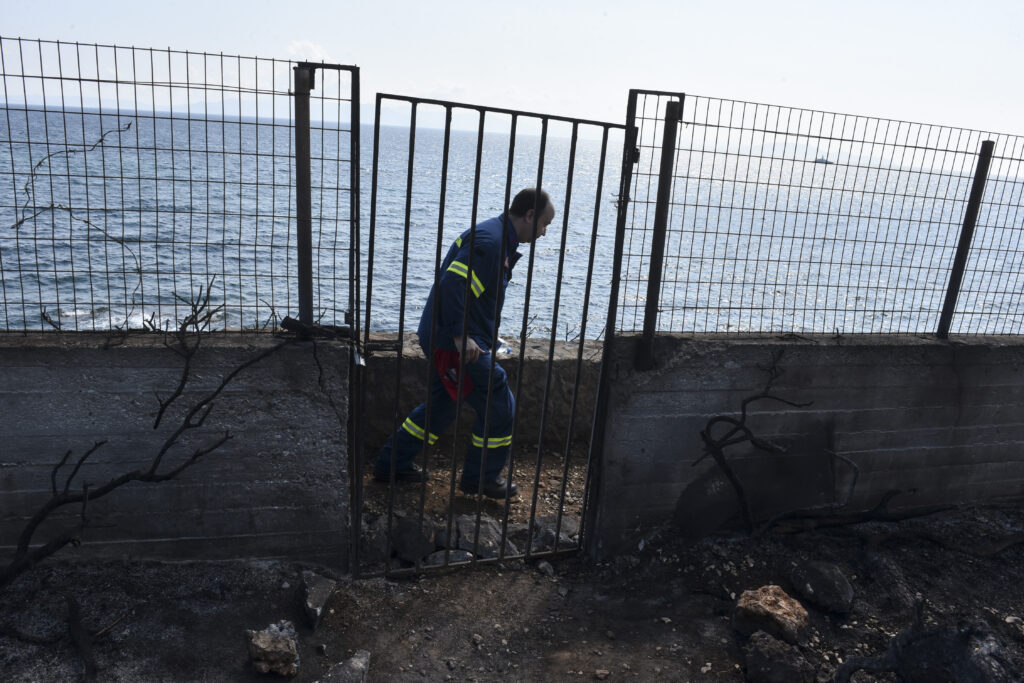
636,99,682,370
294,64,315,328
937,139,995,339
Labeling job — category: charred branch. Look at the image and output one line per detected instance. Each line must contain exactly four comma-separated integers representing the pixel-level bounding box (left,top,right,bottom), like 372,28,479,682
153,279,223,428
755,450,860,536
693,350,812,533
0,285,293,591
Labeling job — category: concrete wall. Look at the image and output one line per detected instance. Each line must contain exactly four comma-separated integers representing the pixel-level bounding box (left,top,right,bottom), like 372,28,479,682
11,330,1022,566
592,334,1024,555
0,334,350,567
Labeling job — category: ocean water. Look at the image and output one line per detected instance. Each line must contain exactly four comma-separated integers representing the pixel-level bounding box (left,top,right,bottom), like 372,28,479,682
0,107,623,340
2,107,1021,337
365,121,623,343
1,108,352,332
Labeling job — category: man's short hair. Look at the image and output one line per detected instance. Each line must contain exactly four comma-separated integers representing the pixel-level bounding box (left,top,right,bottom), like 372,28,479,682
508,188,551,218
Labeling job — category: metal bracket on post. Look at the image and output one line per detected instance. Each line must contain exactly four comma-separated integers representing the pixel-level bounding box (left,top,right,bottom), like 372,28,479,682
937,139,995,339
294,64,315,330
635,99,683,370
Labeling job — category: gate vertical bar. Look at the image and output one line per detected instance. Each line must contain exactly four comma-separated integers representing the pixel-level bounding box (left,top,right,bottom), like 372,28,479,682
347,66,362,575
293,64,314,327
937,139,994,339
558,125,610,552
583,90,640,556
353,96,383,577
636,98,682,369
382,102,419,574
525,121,577,560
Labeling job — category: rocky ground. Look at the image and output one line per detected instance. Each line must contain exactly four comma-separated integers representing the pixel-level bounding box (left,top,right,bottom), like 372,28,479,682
3,502,1024,682
357,444,588,574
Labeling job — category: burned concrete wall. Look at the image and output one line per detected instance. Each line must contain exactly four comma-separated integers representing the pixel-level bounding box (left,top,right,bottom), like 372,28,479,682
593,334,1024,555
0,334,349,567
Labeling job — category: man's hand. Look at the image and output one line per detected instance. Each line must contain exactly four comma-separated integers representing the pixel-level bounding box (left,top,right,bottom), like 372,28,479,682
454,335,482,364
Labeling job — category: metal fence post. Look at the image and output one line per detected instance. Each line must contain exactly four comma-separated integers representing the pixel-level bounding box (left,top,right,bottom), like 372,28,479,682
937,139,995,339
294,64,315,327
636,98,682,369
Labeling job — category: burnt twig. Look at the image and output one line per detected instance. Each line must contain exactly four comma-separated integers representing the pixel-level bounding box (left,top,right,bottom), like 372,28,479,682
42,308,62,331
755,450,859,536
693,350,812,533
0,284,292,590
153,278,223,429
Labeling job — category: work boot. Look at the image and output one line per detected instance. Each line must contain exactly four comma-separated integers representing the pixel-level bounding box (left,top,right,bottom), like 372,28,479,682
459,475,518,499
373,462,429,483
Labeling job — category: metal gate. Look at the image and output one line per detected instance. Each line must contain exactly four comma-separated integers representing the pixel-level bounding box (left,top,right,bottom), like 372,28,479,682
353,93,625,576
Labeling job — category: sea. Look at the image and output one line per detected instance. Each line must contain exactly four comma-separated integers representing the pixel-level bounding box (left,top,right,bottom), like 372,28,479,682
1,107,1021,338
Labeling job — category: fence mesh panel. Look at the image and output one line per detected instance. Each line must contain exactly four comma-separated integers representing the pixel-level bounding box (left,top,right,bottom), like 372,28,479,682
0,37,356,332
618,91,1024,335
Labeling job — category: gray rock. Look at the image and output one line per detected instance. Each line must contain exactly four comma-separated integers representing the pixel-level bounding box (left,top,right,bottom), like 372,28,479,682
536,514,580,539
302,571,338,629
733,585,809,645
506,522,533,548
744,630,815,683
392,515,437,562
424,550,474,566
456,515,518,559
531,526,576,552
791,561,854,614
246,620,300,677
537,560,556,577
316,650,371,683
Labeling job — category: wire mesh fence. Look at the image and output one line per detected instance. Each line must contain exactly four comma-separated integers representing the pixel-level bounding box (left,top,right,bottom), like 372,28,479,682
5,41,1021,338
0,37,357,332
617,90,1024,335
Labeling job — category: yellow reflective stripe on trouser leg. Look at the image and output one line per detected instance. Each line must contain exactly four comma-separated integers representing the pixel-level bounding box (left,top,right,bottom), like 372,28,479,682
401,418,438,445
446,260,485,298
471,433,513,448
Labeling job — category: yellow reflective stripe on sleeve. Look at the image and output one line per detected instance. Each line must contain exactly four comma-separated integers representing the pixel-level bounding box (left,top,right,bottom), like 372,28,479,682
401,418,439,445
455,236,462,247
471,434,513,448
446,260,485,298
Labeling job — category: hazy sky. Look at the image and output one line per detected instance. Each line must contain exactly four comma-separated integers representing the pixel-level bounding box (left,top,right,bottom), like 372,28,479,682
5,0,1023,135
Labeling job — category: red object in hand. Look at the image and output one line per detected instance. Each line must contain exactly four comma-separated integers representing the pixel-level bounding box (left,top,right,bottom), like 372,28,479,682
434,349,473,401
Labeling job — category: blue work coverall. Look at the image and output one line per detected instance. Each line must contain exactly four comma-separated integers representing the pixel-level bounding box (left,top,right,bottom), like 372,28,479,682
375,213,521,484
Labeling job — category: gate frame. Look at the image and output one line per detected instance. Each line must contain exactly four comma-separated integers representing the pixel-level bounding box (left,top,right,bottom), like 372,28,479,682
353,92,625,577
584,89,685,558
289,61,362,571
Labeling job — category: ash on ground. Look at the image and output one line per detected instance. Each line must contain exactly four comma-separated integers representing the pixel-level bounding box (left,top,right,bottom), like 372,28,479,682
2,504,1023,682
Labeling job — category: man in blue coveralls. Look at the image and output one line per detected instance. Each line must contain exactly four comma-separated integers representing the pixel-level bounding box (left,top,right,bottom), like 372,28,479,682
374,188,555,499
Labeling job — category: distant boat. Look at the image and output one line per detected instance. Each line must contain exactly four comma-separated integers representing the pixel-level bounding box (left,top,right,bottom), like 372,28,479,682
814,157,834,165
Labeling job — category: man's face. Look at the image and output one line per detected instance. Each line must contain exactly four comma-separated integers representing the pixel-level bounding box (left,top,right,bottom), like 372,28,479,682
525,204,555,242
